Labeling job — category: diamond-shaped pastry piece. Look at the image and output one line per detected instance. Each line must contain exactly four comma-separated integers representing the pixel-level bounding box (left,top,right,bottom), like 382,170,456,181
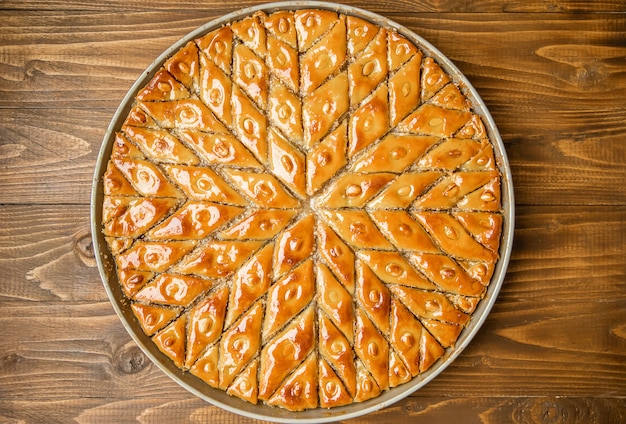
232,13,267,57
388,31,419,71
123,126,199,165
198,53,233,127
389,53,422,126
173,240,263,279
351,134,439,174
185,285,228,368
268,128,306,198
348,83,389,157
317,172,395,208
317,264,354,336
178,130,262,169
268,81,303,143
306,120,348,195
348,27,387,106
147,201,243,240
233,43,268,109
303,72,349,148
164,165,247,205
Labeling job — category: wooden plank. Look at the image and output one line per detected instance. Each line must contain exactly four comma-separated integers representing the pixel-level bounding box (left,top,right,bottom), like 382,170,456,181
1,0,625,13
1,12,625,109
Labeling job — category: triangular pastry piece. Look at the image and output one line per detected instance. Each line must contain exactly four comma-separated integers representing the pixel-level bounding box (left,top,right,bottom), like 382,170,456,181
136,69,190,102
119,270,153,297
389,285,470,326
112,132,144,159
457,177,501,211
189,343,219,387
294,9,338,52
131,302,181,336
319,358,353,408
113,158,181,198
196,26,233,75
218,302,263,390
389,349,412,388
354,359,381,403
164,41,200,91
264,11,297,48
390,298,423,377
139,99,228,134
152,314,186,368
388,31,419,71
227,359,259,404
318,312,356,396
453,212,503,252
410,252,485,297
398,103,471,138
231,13,267,57
421,57,450,100
267,353,318,411
103,197,177,238
347,16,379,56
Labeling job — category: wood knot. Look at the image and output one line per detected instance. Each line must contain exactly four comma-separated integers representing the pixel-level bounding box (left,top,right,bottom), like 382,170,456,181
114,343,148,375
73,228,96,267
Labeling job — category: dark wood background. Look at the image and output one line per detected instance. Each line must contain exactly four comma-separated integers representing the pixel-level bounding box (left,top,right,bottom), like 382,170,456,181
1,1,625,423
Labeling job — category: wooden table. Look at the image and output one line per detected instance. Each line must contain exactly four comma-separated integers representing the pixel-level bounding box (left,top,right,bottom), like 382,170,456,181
1,1,625,423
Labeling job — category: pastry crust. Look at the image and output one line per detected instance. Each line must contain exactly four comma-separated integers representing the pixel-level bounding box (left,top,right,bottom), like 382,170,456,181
102,8,504,412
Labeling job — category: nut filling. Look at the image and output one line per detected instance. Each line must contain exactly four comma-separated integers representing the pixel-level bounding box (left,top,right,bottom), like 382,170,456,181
102,9,503,412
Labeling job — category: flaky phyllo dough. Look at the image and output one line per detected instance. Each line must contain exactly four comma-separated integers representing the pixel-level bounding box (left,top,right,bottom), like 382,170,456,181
102,9,503,411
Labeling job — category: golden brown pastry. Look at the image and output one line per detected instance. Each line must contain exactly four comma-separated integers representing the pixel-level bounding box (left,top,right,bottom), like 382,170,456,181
101,8,504,412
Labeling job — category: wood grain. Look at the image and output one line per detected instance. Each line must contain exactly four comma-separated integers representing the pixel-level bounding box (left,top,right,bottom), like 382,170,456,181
1,0,625,423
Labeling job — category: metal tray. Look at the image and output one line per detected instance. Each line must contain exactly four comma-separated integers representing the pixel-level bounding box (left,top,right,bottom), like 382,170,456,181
91,2,515,422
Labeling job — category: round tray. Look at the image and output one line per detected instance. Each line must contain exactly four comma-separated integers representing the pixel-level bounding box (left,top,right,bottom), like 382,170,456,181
91,2,515,422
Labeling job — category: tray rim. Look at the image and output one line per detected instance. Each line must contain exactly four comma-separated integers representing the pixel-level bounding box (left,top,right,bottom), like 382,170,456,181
90,2,515,422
